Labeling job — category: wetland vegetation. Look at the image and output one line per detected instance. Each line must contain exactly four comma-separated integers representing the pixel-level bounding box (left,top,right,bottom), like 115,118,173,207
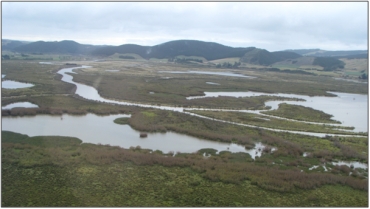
1,51,368,207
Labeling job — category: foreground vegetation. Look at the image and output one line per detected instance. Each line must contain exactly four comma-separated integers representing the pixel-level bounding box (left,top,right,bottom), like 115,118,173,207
2,131,368,207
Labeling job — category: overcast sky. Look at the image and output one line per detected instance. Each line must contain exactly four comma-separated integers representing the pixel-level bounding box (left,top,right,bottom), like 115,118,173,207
2,2,368,51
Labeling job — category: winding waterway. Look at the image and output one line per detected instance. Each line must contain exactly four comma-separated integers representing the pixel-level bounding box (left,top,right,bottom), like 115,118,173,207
2,65,367,142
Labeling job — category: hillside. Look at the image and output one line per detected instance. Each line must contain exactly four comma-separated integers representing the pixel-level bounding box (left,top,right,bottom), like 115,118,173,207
240,48,302,66
2,39,30,51
2,39,366,71
12,40,102,54
91,40,256,60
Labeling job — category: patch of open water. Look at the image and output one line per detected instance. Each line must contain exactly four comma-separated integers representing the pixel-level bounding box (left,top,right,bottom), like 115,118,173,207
2,102,39,109
2,80,35,89
158,70,256,78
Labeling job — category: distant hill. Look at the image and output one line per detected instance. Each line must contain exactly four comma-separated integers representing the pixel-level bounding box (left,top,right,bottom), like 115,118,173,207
11,40,103,54
240,48,302,66
285,49,367,57
273,56,345,71
3,39,366,71
91,44,148,57
335,53,368,59
2,39,30,51
91,40,256,60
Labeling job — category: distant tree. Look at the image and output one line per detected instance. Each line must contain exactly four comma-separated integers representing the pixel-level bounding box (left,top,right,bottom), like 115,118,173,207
232,62,241,68
2,55,10,60
119,55,135,59
313,57,345,71
359,73,368,80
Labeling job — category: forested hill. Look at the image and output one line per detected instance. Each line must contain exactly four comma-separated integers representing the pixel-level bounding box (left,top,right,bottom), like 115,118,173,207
240,48,302,66
90,40,257,60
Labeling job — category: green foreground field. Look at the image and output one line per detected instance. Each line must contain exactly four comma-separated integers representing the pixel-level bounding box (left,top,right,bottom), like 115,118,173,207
1,59,368,206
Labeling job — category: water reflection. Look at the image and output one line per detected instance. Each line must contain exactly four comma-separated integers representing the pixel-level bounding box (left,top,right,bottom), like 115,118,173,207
2,113,263,155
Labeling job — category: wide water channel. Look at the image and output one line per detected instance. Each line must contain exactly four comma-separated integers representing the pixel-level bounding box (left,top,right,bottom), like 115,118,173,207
2,113,268,158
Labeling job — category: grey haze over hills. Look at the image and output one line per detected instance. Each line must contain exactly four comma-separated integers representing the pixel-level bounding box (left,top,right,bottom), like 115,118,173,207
2,39,367,68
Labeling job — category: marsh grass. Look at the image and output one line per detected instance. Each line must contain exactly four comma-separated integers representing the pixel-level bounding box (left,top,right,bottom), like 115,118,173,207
1,131,368,207
187,110,358,135
113,117,130,125
264,103,341,124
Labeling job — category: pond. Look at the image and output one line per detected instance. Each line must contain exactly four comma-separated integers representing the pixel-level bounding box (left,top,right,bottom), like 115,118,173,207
158,70,256,78
186,91,368,133
2,113,270,156
2,102,39,109
2,80,35,89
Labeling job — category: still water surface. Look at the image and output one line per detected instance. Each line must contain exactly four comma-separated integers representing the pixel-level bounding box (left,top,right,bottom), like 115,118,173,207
187,91,368,132
158,70,256,78
2,113,268,157
2,80,35,89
